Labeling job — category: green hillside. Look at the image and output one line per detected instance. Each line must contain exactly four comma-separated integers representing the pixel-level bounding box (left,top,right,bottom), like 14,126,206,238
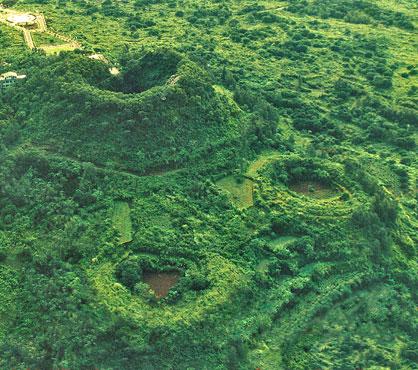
0,0,416,369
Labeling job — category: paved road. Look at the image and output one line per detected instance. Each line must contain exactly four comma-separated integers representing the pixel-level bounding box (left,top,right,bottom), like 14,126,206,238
23,28,34,49
37,14,46,32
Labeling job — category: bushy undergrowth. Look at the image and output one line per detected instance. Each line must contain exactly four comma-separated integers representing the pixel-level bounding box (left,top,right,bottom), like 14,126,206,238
0,0,416,368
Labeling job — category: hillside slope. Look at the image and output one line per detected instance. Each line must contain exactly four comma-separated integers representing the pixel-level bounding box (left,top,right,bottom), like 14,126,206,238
0,0,416,369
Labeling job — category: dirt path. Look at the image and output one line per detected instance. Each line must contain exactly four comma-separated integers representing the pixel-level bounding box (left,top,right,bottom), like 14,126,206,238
246,151,282,179
34,145,182,180
22,28,34,49
37,13,46,32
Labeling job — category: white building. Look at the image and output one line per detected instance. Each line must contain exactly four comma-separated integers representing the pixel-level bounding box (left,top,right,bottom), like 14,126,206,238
6,13,37,26
0,72,27,89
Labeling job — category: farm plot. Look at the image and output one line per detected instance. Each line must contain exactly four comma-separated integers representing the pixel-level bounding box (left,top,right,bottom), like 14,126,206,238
112,201,133,245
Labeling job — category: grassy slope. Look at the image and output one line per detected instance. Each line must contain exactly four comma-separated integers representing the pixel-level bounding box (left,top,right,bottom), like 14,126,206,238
112,201,133,244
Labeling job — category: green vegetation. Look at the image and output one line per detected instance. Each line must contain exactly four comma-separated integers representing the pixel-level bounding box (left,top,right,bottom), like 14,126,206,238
0,0,416,368
31,32,64,47
0,24,25,58
217,175,254,209
112,201,133,244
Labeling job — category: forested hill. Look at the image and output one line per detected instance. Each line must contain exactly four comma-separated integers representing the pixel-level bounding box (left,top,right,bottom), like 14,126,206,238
3,49,244,173
0,0,417,369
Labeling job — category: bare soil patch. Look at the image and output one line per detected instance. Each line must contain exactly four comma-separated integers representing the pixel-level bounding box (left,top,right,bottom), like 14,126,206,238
142,271,180,298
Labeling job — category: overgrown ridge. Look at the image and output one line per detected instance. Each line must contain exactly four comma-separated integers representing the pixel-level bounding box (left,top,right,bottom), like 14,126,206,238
0,0,416,369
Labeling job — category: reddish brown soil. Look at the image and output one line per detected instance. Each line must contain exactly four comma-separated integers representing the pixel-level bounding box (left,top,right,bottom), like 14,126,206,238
142,271,180,298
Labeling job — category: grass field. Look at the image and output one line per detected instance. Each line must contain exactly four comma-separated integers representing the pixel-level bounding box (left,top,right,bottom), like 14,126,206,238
217,175,254,209
32,32,64,47
269,236,299,252
0,23,26,59
112,201,133,245
246,151,282,178
289,181,339,199
40,43,78,55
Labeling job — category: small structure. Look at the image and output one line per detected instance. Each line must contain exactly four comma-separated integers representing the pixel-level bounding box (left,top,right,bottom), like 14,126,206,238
109,67,120,75
0,71,26,89
7,13,36,26
88,53,108,63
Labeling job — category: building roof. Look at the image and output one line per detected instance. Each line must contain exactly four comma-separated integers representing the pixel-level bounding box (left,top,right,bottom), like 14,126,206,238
0,71,27,81
7,13,36,25
89,53,108,62
1,72,18,78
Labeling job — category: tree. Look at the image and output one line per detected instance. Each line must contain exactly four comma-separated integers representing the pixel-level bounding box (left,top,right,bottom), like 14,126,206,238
115,258,142,290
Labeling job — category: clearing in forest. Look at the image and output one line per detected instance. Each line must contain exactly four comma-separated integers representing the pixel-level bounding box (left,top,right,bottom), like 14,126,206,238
256,258,273,274
246,151,282,178
142,271,180,298
289,181,338,199
269,236,299,252
217,176,254,209
112,201,133,245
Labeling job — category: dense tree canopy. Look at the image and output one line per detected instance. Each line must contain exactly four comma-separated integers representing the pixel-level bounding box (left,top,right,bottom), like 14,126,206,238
0,0,416,368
